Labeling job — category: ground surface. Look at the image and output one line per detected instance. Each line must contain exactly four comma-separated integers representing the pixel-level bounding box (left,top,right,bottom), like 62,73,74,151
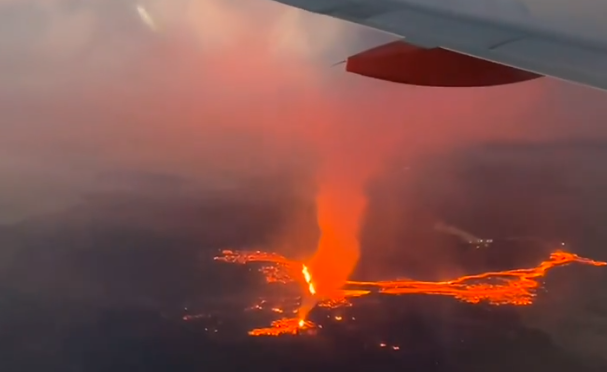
1,141,607,372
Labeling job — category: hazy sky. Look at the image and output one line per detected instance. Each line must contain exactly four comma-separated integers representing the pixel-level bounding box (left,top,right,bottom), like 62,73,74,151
1,0,607,223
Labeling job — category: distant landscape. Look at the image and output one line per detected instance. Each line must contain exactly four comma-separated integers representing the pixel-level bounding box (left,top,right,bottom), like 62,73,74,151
2,140,607,372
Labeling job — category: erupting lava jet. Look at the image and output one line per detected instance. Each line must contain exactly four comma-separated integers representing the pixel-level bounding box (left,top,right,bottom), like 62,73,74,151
268,0,607,91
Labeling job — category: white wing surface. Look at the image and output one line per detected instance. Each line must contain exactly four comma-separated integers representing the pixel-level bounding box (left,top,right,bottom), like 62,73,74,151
269,0,607,91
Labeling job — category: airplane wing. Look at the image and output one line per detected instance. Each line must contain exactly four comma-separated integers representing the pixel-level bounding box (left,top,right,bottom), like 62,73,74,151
269,0,607,91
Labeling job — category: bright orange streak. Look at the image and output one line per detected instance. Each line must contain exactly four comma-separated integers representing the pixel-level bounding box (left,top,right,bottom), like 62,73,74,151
302,264,316,295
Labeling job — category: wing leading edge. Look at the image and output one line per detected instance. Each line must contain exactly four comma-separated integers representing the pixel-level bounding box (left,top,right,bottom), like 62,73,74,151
270,0,607,91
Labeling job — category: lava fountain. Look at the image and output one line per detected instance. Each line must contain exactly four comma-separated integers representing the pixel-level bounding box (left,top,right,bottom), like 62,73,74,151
301,179,367,319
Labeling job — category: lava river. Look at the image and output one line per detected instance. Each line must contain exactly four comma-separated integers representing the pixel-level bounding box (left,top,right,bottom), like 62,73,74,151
214,249,606,336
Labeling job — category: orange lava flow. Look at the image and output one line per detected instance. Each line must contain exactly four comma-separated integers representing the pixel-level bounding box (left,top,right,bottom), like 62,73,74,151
214,249,606,336
349,251,606,305
247,318,316,336
215,250,301,283
216,249,606,306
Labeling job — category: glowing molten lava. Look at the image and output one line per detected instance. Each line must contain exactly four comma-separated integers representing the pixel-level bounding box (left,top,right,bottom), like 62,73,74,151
215,249,605,336
302,264,316,295
217,249,605,303
247,318,315,336
298,263,318,323
347,251,606,305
